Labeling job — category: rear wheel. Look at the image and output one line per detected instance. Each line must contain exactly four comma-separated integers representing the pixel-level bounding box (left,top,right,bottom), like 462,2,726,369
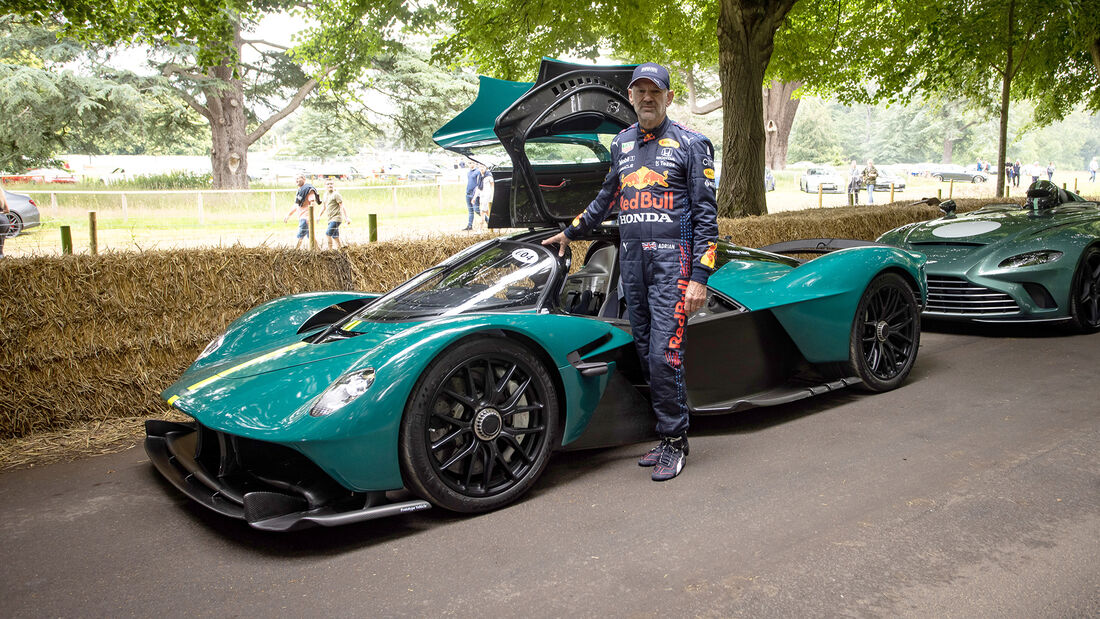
849,272,921,392
399,337,558,512
1068,246,1100,333
972,176,983,183
934,175,944,182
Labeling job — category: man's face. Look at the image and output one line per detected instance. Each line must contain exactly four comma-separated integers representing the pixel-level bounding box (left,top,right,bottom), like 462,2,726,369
629,79,673,130
325,181,334,191
296,176,305,187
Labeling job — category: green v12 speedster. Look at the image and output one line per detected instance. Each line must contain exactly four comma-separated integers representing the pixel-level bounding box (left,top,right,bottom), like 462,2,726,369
146,60,928,531
876,182,1100,332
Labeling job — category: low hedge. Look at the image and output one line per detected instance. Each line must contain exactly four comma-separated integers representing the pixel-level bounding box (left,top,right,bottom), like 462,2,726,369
0,198,1006,439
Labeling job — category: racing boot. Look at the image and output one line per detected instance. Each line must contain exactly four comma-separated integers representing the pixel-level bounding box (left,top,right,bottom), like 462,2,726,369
638,434,689,468
650,435,688,481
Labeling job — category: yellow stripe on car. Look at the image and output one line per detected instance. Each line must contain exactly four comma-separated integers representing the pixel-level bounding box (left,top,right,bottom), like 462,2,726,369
184,342,309,392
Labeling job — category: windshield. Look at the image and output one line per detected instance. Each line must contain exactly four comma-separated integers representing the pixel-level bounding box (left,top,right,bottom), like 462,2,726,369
355,240,558,321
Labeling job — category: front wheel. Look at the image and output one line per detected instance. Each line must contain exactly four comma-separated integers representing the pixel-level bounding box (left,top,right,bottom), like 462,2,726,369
934,175,944,182
972,176,984,183
849,272,921,392
1068,246,1100,333
3,212,22,238
399,336,559,513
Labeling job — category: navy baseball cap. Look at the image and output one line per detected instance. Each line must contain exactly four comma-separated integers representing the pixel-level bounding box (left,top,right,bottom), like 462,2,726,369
629,62,670,90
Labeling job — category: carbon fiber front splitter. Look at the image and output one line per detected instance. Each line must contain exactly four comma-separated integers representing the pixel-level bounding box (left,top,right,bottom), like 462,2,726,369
144,419,429,532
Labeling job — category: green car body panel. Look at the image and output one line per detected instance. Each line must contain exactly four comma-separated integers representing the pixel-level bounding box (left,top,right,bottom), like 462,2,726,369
877,199,1100,323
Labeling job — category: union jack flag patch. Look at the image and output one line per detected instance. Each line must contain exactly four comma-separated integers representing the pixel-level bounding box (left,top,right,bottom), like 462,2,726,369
641,241,657,251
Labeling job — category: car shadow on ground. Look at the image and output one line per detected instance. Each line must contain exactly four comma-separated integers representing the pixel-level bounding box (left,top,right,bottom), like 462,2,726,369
922,317,1086,339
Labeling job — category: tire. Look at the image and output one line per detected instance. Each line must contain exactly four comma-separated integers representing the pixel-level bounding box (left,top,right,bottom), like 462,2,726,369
849,272,921,392
934,175,944,182
4,212,22,238
1067,246,1100,333
399,336,559,512
972,176,984,183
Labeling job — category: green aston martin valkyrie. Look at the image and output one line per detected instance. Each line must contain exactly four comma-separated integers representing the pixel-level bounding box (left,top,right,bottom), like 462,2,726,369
146,60,927,531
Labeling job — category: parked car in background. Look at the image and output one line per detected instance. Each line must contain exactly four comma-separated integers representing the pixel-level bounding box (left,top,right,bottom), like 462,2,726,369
408,167,444,182
874,166,907,191
765,166,776,191
799,167,845,193
3,189,41,237
313,165,361,181
930,164,987,183
877,181,1100,332
23,168,77,184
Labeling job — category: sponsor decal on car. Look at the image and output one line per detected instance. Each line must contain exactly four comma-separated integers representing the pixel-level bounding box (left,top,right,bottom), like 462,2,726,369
658,138,680,148
512,248,539,264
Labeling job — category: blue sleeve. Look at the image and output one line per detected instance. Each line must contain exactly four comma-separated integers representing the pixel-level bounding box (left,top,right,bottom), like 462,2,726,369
687,137,719,284
564,143,621,240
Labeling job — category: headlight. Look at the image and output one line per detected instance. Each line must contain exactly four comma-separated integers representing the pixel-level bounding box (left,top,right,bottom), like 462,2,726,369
197,332,227,360
998,250,1063,269
310,368,375,417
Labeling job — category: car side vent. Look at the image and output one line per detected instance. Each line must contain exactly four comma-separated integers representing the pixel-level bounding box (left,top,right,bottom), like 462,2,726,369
549,76,619,97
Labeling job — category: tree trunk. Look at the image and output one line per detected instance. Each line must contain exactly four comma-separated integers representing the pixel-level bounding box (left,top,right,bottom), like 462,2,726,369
206,62,250,189
716,0,797,218
995,0,1015,197
942,138,954,164
204,26,249,190
762,80,801,170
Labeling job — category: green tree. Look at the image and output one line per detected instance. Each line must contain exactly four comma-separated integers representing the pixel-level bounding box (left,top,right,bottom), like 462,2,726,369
0,18,150,170
11,1,433,188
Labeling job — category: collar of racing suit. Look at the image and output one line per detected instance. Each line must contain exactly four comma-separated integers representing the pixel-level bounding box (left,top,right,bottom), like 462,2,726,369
636,116,671,144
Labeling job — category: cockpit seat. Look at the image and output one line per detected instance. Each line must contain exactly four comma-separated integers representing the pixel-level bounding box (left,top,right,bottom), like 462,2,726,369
561,243,618,316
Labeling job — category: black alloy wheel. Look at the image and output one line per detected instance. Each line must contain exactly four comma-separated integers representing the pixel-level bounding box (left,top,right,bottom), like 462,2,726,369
1069,246,1100,333
4,212,22,238
399,337,558,512
849,272,921,392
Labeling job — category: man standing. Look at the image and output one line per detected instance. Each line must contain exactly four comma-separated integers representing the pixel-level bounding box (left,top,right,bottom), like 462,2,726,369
320,179,351,250
542,62,718,481
283,175,319,250
862,159,878,204
847,160,861,205
463,163,483,231
1090,157,1098,183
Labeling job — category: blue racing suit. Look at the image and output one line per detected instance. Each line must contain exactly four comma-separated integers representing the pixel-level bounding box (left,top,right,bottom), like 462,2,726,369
564,116,719,437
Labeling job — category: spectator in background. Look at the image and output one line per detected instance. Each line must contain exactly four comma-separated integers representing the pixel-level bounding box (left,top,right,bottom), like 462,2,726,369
0,190,9,258
1030,161,1041,185
476,166,494,229
463,163,484,231
1046,161,1055,181
1090,158,1098,183
283,174,319,250
1013,159,1022,187
321,179,351,250
1004,160,1013,186
847,160,861,205
862,159,878,204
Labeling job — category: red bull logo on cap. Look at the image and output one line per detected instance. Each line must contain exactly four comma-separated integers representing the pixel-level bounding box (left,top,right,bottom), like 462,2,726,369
620,166,669,190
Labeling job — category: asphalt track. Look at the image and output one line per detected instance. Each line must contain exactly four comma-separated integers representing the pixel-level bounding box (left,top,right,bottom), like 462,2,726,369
2,323,1098,617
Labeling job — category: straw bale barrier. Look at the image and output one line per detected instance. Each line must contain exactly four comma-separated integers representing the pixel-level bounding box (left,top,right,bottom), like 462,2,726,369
0,197,1007,445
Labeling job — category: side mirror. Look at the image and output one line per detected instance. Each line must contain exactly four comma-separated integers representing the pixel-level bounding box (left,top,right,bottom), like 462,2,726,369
939,199,957,218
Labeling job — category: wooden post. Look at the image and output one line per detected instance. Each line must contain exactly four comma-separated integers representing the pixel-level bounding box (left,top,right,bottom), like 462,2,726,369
949,179,954,198
88,211,98,255
392,185,399,218
890,183,895,203
308,204,317,251
50,192,58,215
938,188,942,200
270,191,277,223
818,184,823,208
120,192,128,222
368,214,378,242
197,192,205,225
1074,178,1078,192
438,182,443,211
60,225,72,255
